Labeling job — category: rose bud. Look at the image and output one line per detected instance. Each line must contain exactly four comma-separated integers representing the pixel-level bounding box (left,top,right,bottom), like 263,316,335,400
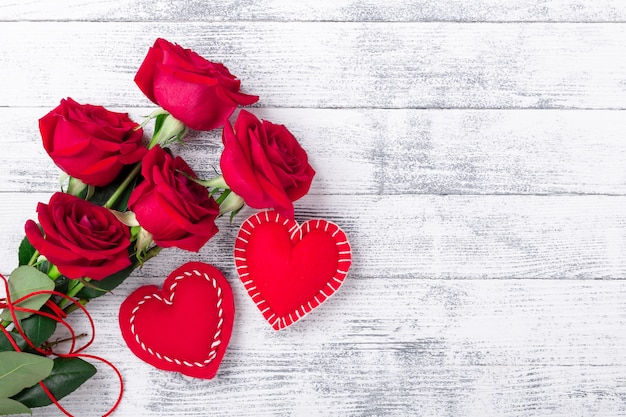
135,38,258,131
128,146,220,252
39,98,146,187
24,193,132,280
220,110,315,219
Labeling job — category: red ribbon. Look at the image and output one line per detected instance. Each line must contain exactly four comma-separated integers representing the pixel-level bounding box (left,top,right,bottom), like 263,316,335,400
0,273,123,416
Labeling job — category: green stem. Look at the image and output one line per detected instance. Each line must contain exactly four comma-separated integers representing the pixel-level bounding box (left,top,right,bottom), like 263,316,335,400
0,320,10,328
40,333,88,350
104,162,142,209
48,265,62,280
62,299,88,315
27,250,40,266
58,279,86,309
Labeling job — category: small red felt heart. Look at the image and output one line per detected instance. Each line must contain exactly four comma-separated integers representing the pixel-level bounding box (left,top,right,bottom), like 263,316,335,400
234,211,351,330
118,262,234,379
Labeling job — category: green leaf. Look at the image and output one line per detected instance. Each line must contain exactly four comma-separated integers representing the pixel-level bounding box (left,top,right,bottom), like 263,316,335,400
0,267,54,322
0,332,27,353
88,164,139,211
17,237,36,268
229,205,244,223
112,184,136,212
19,315,57,348
76,262,136,299
33,261,50,277
11,358,96,408
0,352,53,398
52,276,69,296
0,397,31,415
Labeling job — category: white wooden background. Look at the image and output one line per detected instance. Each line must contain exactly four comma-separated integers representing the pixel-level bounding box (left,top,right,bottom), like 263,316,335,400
1,1,626,416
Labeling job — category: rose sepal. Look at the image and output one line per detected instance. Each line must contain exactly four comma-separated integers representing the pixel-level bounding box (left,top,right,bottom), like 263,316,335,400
148,112,188,149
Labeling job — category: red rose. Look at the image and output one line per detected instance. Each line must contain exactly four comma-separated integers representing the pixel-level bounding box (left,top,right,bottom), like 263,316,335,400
134,38,258,131
128,146,220,251
39,98,146,187
220,110,315,219
24,193,132,280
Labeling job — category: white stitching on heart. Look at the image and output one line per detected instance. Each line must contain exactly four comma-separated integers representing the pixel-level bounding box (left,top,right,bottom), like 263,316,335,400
234,210,352,331
129,269,224,367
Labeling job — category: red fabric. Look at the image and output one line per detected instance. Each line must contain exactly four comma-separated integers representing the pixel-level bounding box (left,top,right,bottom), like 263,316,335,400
118,262,234,379
234,211,352,330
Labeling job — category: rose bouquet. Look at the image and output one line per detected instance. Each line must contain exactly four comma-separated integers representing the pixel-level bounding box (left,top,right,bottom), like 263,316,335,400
0,38,315,416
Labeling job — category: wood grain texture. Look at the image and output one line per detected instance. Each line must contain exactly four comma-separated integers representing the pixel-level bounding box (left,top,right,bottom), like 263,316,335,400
30,359,626,417
2,1,626,416
2,193,625,279
20,277,626,416
2,107,625,195
3,0,626,22
2,22,626,109
88,277,626,367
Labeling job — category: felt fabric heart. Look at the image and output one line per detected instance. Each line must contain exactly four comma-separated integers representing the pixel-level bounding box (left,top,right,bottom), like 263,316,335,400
118,262,234,379
234,211,351,330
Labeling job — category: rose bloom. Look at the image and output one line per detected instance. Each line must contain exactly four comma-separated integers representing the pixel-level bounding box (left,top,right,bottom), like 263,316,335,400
134,38,258,131
39,98,146,187
128,146,220,252
24,193,132,280
220,110,315,219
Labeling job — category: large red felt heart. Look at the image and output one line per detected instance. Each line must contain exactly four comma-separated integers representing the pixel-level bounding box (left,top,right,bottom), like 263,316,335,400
234,211,351,330
118,262,234,379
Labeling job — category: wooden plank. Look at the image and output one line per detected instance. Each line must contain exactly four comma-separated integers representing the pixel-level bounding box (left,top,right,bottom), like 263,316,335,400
19,277,626,416
3,0,626,22
2,108,625,195
44,363,626,417
1,5,625,416
2,22,626,109
82,277,626,367
2,193,625,279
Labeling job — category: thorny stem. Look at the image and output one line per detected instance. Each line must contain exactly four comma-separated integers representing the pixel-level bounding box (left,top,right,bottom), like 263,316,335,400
40,333,88,350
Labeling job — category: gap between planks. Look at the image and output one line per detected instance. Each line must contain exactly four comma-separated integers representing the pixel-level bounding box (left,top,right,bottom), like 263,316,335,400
2,22,626,109
1,108,625,196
